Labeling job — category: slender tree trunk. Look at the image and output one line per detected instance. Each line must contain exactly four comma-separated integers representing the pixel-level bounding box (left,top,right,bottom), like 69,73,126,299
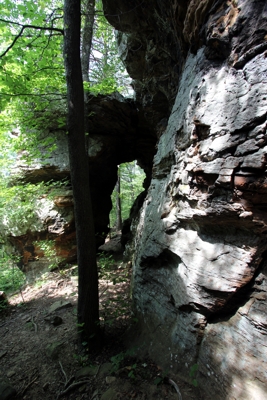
81,0,95,83
64,0,100,348
115,175,122,232
129,162,135,204
81,0,95,147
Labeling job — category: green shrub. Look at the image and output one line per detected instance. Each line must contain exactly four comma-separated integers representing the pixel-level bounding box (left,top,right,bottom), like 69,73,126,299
0,252,25,292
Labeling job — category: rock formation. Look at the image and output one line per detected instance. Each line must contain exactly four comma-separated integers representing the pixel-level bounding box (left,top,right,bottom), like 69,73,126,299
102,0,267,399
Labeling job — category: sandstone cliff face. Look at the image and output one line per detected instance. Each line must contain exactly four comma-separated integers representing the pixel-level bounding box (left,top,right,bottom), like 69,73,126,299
103,0,267,398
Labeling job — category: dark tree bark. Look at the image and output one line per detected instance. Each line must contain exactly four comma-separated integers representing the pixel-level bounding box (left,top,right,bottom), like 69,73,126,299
64,0,100,347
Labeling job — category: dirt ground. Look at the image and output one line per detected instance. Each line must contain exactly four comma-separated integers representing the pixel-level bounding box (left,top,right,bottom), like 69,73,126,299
0,255,204,400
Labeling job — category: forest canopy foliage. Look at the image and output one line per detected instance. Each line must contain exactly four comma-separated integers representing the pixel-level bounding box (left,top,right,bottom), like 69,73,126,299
0,0,131,160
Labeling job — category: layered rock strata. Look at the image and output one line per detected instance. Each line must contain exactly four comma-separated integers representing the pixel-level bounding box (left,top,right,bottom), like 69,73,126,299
103,0,267,398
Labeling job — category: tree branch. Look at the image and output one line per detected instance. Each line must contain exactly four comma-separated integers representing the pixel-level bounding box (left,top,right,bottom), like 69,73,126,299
0,26,25,57
0,18,64,33
0,92,66,99
46,8,64,23
0,19,64,58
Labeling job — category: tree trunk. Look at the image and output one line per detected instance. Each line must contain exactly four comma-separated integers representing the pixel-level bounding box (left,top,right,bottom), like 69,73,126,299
64,0,100,348
128,162,135,204
81,0,95,84
115,175,122,232
81,0,95,149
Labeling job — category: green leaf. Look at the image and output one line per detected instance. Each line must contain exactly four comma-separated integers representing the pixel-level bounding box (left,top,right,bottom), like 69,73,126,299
189,364,198,378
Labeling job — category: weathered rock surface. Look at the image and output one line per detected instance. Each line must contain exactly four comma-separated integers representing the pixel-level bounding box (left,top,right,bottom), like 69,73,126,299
102,0,267,399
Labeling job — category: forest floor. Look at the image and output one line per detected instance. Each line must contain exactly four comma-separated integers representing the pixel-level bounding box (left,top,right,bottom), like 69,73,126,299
0,249,204,400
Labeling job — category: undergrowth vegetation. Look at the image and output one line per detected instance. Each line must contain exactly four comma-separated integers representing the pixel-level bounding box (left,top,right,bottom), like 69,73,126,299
0,250,25,293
